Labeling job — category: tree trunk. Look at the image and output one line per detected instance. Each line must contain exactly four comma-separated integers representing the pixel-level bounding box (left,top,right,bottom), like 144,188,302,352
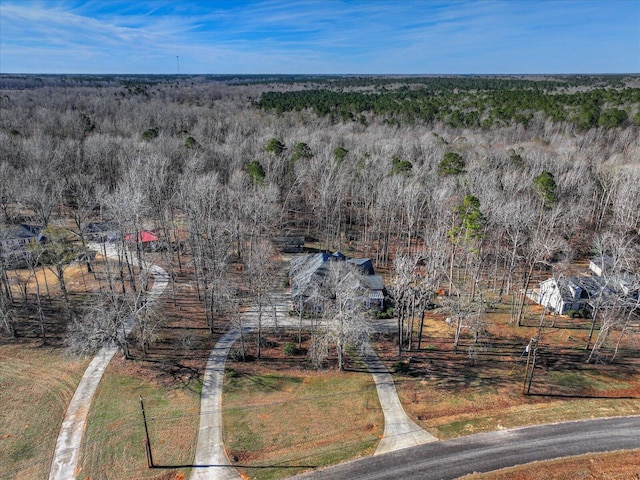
417,309,425,350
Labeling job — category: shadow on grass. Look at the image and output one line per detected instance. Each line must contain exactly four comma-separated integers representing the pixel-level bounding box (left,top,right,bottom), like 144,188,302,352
526,392,639,400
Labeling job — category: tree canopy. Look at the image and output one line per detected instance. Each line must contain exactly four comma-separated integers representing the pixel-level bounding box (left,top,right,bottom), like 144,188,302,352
438,152,465,176
534,171,558,208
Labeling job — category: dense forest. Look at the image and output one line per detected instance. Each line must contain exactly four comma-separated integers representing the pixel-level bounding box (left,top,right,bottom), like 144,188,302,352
1,74,639,363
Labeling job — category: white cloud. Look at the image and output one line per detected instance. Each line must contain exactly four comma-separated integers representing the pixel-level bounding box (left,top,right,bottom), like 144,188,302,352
1,0,638,73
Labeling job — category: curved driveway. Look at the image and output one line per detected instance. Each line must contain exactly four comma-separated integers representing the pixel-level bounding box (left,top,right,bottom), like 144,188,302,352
362,345,437,455
49,244,168,480
293,415,640,480
191,292,436,478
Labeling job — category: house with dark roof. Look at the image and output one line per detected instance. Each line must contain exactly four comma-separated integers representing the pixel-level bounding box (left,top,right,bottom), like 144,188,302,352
538,276,607,314
84,221,120,242
0,224,45,266
289,251,384,312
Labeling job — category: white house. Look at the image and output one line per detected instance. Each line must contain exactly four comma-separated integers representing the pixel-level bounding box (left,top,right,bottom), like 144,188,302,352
538,276,605,315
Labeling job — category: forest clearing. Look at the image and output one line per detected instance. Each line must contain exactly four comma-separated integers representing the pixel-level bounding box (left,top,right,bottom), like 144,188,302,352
1,73,639,479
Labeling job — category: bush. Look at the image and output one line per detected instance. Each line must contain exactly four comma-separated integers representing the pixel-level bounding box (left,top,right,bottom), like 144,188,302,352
184,136,198,148
283,342,297,356
258,336,277,348
567,309,577,318
229,349,247,362
141,127,158,141
578,308,591,319
392,361,411,374
372,307,394,319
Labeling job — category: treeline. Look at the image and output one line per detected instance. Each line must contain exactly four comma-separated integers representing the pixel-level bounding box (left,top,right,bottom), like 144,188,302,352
1,75,639,362
257,76,640,129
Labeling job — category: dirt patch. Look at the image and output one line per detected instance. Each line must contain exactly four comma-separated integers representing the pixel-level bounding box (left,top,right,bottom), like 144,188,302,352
461,449,640,479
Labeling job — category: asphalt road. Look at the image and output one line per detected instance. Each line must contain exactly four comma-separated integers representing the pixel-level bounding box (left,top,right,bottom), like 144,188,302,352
293,416,640,480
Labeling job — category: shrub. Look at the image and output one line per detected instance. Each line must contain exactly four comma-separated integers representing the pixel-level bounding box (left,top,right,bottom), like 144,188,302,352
229,349,246,362
392,361,411,374
184,136,198,148
258,336,277,348
567,309,577,318
372,307,394,319
283,342,297,356
141,127,158,141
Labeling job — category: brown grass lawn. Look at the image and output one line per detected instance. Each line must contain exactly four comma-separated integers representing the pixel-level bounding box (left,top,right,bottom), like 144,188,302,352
3,251,639,480
1,255,213,480
380,300,640,440
77,356,201,480
0,343,89,480
222,336,383,480
76,264,214,480
460,449,640,479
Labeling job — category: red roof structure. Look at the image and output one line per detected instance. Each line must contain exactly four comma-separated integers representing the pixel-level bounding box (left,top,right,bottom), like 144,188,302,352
124,230,159,243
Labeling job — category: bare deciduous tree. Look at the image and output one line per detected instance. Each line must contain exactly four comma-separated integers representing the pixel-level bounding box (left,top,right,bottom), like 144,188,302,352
308,261,372,371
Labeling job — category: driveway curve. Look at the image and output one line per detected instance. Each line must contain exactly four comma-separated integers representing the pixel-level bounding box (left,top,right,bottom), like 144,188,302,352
49,243,168,480
192,287,436,477
362,345,437,455
292,415,640,480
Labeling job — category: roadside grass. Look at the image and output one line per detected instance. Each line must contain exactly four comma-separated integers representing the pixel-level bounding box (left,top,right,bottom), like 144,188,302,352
78,356,201,480
222,348,383,480
0,343,89,480
460,448,640,479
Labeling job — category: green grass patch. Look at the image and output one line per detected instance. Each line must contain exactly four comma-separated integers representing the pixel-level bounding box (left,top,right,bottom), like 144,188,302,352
0,344,89,480
223,367,382,480
78,360,200,480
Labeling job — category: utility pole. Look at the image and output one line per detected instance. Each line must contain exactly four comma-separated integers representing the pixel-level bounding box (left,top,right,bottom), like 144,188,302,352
522,337,538,395
139,396,154,468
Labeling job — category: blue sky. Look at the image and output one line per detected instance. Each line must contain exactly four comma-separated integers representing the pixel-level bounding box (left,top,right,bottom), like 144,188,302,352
1,0,638,74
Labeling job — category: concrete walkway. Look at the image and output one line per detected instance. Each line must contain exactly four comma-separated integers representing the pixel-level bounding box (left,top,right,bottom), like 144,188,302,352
49,244,168,480
191,329,243,480
362,345,438,455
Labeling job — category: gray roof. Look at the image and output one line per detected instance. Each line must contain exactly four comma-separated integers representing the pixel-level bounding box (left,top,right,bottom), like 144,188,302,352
290,253,331,299
290,252,382,301
358,274,384,291
0,224,41,241
545,274,635,309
